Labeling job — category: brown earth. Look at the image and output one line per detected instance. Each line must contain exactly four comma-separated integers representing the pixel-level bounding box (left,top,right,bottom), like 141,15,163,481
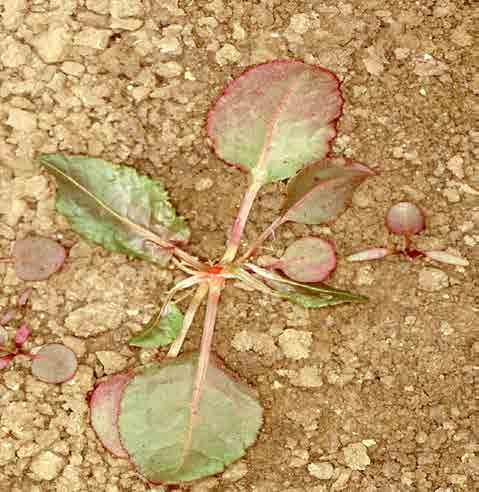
0,0,478,491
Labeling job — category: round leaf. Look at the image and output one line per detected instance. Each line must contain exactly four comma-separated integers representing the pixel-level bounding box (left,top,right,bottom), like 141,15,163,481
207,61,343,185
118,354,263,484
13,236,66,281
278,237,336,282
90,373,132,458
31,343,78,384
385,202,425,236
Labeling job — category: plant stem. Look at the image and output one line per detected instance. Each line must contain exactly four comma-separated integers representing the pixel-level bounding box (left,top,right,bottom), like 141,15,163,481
221,180,263,264
158,275,206,320
166,283,209,358
237,215,285,263
190,279,223,419
172,247,206,272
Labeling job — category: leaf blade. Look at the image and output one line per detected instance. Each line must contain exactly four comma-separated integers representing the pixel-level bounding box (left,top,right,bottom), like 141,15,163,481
129,304,184,348
207,61,343,185
39,154,189,266
282,156,375,225
118,354,263,483
278,237,336,283
244,263,367,307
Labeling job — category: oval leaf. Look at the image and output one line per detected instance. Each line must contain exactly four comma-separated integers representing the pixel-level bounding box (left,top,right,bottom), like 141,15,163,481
39,154,190,266
346,247,392,262
129,304,184,348
282,156,375,224
118,354,263,484
207,61,343,185
31,343,78,384
424,250,469,266
13,236,66,281
90,373,132,458
278,237,336,283
385,202,425,236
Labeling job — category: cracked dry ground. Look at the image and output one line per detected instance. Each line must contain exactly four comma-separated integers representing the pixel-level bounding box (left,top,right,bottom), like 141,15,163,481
0,0,477,491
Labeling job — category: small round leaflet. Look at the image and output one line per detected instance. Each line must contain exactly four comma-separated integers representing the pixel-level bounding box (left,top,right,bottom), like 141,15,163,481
278,237,336,283
13,236,66,281
118,354,263,484
90,373,132,458
31,343,77,384
385,202,425,237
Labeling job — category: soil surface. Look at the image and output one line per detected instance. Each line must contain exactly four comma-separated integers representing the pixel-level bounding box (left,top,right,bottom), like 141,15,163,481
0,1,477,491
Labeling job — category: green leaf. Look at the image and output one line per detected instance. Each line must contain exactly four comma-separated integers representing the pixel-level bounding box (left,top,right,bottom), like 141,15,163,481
207,61,343,185
39,154,190,266
245,263,367,308
129,304,184,348
272,280,367,308
282,156,374,225
118,354,263,484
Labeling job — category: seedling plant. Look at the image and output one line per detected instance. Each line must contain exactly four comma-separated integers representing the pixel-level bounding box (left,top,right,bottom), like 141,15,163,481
31,61,379,484
347,201,469,265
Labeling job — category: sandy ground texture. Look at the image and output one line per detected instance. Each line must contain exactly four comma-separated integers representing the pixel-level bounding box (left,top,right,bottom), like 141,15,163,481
0,0,478,491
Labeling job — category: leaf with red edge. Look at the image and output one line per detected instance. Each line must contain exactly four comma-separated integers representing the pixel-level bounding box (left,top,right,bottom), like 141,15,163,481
13,236,66,281
0,354,15,369
385,202,425,236
281,156,375,225
275,237,336,283
31,343,78,384
90,373,132,458
118,354,263,484
15,324,31,347
207,60,343,185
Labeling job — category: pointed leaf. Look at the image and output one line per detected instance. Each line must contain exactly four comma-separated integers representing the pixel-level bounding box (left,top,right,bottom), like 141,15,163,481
118,354,263,484
424,250,469,266
207,60,343,185
282,156,374,224
90,373,132,458
39,154,189,266
245,263,367,308
129,304,184,348
277,237,336,282
268,279,368,308
385,202,425,236
346,247,392,262
31,343,78,384
15,324,31,347
13,236,66,281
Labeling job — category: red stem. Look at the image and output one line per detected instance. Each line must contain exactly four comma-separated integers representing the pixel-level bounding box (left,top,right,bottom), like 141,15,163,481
238,215,285,263
190,279,223,418
221,180,262,264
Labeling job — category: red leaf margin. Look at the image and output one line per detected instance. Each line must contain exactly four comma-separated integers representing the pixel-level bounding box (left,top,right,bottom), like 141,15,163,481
206,59,344,174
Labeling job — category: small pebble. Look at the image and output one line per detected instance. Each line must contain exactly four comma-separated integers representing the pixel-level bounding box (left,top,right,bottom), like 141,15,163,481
418,268,449,292
343,442,371,471
195,178,213,191
308,462,334,480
